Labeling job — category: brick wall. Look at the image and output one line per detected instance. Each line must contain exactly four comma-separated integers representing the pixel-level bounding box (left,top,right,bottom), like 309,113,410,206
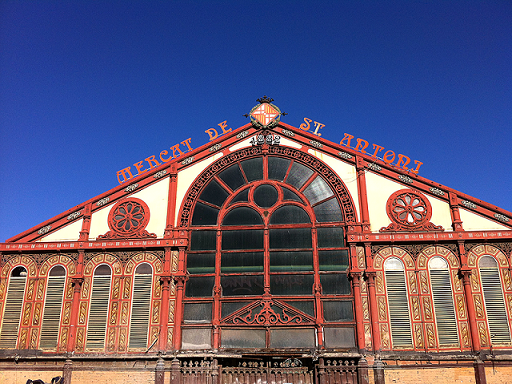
385,367,476,384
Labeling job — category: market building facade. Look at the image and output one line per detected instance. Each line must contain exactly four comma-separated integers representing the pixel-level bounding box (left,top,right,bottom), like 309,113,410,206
1,98,512,384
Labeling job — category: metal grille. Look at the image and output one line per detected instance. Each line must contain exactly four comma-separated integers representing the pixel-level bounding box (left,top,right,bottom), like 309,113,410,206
0,277,26,349
481,268,511,344
385,270,413,347
40,276,66,349
430,269,459,345
128,274,152,349
86,275,111,349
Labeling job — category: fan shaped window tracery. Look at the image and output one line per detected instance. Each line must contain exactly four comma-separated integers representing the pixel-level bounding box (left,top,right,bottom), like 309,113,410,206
183,154,354,350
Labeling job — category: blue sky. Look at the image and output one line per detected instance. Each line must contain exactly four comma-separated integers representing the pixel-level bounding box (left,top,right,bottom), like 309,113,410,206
1,1,511,241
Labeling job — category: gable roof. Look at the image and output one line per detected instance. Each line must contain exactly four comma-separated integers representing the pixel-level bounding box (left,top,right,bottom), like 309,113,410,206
3,118,511,246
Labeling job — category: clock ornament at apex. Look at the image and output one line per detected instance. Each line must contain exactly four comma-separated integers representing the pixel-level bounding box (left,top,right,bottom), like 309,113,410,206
380,189,444,232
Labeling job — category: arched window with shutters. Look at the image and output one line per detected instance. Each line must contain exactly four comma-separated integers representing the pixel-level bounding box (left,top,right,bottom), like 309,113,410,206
129,263,153,349
182,154,355,350
40,265,66,350
0,266,27,349
479,255,511,345
86,264,112,350
384,257,413,347
428,257,459,346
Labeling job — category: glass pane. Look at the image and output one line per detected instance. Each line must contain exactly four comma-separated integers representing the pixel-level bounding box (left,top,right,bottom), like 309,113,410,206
323,301,354,322
185,276,214,297
199,179,229,207
187,253,215,274
270,328,315,348
303,176,333,205
270,274,314,295
230,188,249,205
221,328,266,348
181,328,211,349
314,198,343,222
254,184,278,208
320,274,351,295
221,275,264,296
270,206,311,224
241,158,263,182
317,227,345,248
283,300,315,317
192,202,219,226
270,251,313,271
49,265,66,276
269,228,312,249
221,301,251,318
384,257,404,271
282,187,303,203
222,230,264,250
286,162,314,190
95,265,111,275
268,157,290,181
319,250,349,271
183,303,212,323
221,252,264,272
323,327,355,348
190,230,217,251
219,164,246,191
223,207,263,225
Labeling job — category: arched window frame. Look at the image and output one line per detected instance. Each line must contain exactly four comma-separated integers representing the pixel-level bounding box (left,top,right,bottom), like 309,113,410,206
180,151,356,351
128,262,154,351
39,265,67,351
373,247,416,350
467,245,512,348
417,246,468,351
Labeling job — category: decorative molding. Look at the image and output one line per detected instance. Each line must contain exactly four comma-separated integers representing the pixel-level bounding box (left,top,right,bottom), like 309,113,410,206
367,163,381,171
310,140,323,149
181,157,194,166
124,183,139,192
429,187,445,196
337,151,352,160
209,143,222,152
38,225,52,235
460,200,477,210
381,189,444,232
250,132,280,146
281,129,295,137
67,211,82,221
398,174,414,184
236,130,249,139
153,170,167,179
494,213,510,223
96,197,110,207
98,198,157,240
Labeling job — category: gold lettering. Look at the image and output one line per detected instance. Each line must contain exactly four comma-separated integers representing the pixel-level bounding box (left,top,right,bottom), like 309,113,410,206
218,121,231,135
300,117,312,131
181,137,193,151
145,155,161,169
340,133,354,147
371,144,384,158
170,144,184,158
396,154,411,170
117,167,134,184
159,150,172,163
355,138,369,154
313,121,325,136
411,160,423,174
383,150,395,164
205,128,218,141
133,161,148,175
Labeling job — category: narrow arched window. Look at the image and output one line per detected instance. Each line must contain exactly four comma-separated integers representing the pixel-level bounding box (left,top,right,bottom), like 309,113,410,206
429,257,458,346
384,257,412,347
86,264,112,349
40,266,66,349
0,266,27,349
129,263,153,349
479,256,511,344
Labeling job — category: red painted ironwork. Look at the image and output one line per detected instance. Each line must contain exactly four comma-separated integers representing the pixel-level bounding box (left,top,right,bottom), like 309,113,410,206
99,198,156,239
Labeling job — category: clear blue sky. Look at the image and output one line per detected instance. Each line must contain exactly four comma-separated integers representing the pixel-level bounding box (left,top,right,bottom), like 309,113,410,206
1,1,511,241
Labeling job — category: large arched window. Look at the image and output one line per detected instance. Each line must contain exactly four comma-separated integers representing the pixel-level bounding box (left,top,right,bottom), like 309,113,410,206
0,266,27,349
479,256,511,344
384,257,412,347
86,264,112,350
428,257,458,346
129,263,153,349
183,155,353,350
40,265,66,350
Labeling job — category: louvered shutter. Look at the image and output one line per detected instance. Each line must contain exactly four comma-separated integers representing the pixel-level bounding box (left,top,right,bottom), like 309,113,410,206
0,276,27,348
128,274,152,349
86,275,111,349
480,266,510,344
40,275,66,349
385,270,413,347
430,269,459,345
